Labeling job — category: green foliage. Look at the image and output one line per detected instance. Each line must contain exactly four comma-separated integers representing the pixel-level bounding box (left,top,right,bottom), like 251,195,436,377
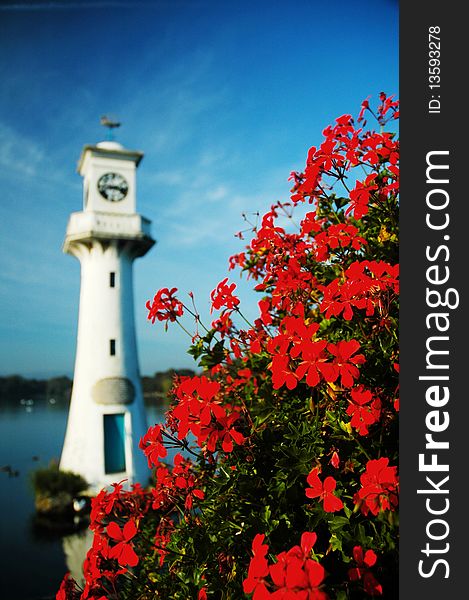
31,462,88,497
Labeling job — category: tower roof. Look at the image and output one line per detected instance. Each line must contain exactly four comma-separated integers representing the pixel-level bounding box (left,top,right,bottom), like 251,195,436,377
77,143,144,174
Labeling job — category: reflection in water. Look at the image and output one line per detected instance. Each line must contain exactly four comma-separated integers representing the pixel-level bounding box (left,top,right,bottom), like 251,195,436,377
30,513,87,542
0,398,165,600
63,528,94,587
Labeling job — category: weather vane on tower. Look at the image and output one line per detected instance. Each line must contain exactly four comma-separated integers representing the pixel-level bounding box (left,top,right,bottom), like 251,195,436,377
100,115,121,141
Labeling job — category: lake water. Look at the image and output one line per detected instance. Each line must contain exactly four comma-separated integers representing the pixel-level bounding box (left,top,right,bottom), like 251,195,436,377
0,398,165,600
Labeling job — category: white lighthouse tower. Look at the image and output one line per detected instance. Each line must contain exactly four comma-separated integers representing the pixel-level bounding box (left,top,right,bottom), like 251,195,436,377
60,132,154,490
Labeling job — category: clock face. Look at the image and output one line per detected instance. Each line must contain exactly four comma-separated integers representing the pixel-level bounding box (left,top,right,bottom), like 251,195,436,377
97,172,129,202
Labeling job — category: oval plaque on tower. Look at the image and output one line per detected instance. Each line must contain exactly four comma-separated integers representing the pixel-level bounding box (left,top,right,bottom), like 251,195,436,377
92,377,135,405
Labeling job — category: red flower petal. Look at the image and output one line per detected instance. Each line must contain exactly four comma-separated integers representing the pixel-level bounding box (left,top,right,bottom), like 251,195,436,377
107,521,123,541
121,543,139,567
305,558,325,588
123,520,137,542
300,532,317,557
323,493,344,513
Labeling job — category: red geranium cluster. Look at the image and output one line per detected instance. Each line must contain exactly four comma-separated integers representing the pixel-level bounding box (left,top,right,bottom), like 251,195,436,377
139,424,167,468
146,287,184,324
348,546,383,597
354,457,399,516
58,483,151,599
168,374,245,453
346,174,378,220
80,532,127,598
56,574,79,600
289,101,398,209
346,387,382,436
243,532,328,599
89,480,149,535
268,320,365,391
57,94,399,600
211,277,240,313
304,219,368,262
170,453,205,510
145,453,205,513
319,261,399,322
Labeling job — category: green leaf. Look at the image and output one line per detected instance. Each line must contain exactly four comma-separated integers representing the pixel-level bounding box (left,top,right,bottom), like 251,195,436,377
329,533,343,552
328,515,350,532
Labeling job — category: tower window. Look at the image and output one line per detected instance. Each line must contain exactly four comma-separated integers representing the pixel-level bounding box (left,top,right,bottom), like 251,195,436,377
110,272,116,287
103,413,126,473
110,339,116,356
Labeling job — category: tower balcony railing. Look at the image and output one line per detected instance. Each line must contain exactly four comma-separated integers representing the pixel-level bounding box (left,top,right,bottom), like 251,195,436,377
64,211,153,243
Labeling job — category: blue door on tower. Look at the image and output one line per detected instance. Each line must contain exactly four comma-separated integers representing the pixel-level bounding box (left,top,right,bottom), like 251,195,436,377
104,413,126,473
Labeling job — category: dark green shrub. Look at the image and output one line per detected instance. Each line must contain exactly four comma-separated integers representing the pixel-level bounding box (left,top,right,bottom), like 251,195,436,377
31,462,88,497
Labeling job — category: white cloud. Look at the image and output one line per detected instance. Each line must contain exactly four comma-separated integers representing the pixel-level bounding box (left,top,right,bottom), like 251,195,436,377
0,122,45,177
144,169,185,187
206,185,228,202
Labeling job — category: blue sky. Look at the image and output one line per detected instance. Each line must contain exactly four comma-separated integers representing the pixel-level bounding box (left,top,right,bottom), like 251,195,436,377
0,0,398,378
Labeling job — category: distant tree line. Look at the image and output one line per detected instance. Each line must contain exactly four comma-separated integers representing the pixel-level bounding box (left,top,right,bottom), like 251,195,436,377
141,369,196,403
0,375,72,402
0,369,196,405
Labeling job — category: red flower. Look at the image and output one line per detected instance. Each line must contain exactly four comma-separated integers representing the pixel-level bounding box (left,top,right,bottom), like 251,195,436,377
306,468,343,512
304,560,328,599
346,174,378,220
327,339,365,388
295,339,333,387
346,388,381,435
169,453,206,511
312,223,367,263
153,516,175,566
285,556,309,589
377,93,399,124
210,277,240,312
198,587,208,600
151,463,173,508
348,546,383,596
358,96,371,122
320,278,355,320
244,533,328,599
146,287,184,324
170,375,244,454
198,412,244,453
56,573,78,600
212,311,234,336
271,353,298,390
139,424,167,468
218,412,245,452
319,260,398,323
355,457,399,516
80,533,121,596
330,451,340,469
299,531,317,558
90,480,125,530
243,534,270,598
171,375,223,439
316,135,344,171
300,211,322,236
107,520,139,567
258,298,273,325
269,554,327,599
